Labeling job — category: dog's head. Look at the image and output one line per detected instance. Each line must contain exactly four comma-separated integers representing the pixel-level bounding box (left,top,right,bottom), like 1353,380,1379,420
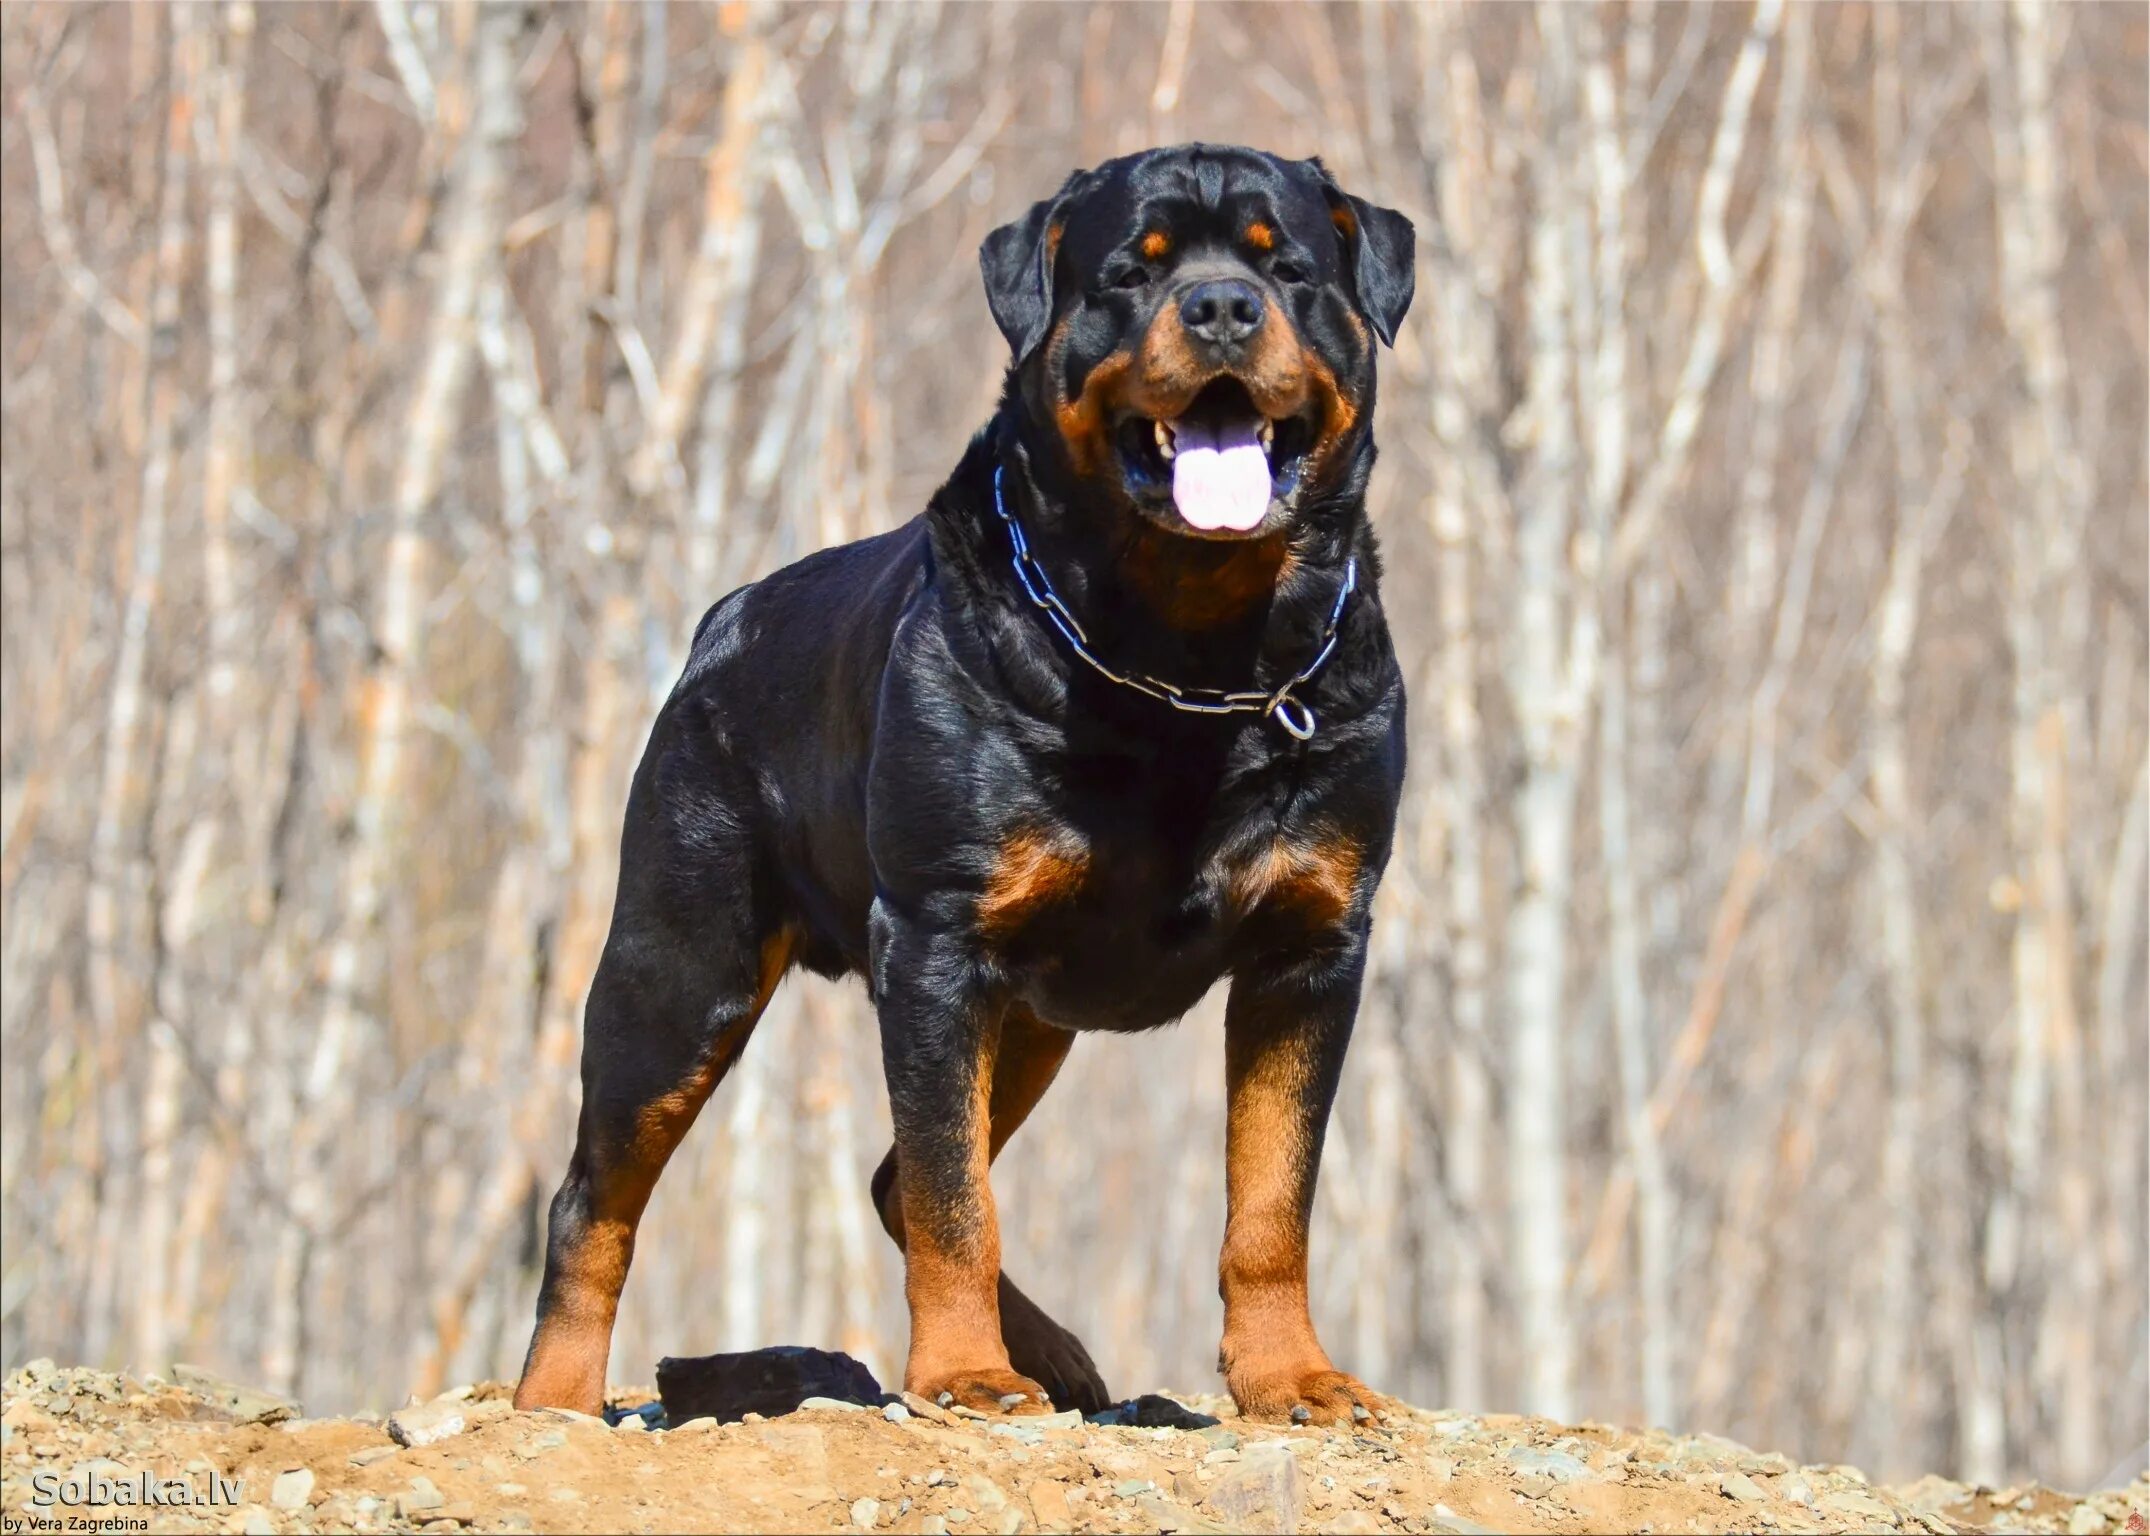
983,144,1413,541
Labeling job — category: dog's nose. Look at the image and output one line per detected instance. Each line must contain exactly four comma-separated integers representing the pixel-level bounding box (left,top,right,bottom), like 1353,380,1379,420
1178,279,1265,348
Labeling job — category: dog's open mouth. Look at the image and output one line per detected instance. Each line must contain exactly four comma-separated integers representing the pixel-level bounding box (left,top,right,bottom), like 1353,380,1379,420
1116,378,1313,534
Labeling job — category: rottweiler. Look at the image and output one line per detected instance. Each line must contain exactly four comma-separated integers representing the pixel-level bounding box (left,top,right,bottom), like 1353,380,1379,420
514,143,1414,1424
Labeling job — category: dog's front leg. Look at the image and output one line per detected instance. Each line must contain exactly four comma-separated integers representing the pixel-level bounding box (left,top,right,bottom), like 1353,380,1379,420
1218,945,1386,1426
873,907,1053,1416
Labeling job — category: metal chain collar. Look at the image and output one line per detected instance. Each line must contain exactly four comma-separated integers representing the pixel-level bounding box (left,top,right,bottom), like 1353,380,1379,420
990,464,1356,741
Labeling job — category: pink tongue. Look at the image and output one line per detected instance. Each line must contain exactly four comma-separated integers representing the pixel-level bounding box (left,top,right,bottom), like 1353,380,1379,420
1170,419,1273,531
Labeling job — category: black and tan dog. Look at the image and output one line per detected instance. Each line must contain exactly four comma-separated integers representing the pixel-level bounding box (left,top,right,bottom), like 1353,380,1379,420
514,143,1414,1425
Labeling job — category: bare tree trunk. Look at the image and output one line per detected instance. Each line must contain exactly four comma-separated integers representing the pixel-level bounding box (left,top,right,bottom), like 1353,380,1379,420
270,0,519,1395
201,1,252,731
1981,1,2093,1484
87,3,196,1070
1601,630,1672,1429
632,0,774,528
1503,5,1586,1422
1860,10,1966,1464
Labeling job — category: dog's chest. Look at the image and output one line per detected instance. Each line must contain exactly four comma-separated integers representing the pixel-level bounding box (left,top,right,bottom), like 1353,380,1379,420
976,815,1358,1029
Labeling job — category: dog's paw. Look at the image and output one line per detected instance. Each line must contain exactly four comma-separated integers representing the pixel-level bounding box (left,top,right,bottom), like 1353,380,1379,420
1229,1365,1386,1427
1000,1284,1111,1415
909,1366,1055,1417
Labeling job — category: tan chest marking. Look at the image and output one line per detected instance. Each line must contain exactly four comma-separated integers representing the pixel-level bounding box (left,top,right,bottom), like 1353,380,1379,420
1231,835,1361,927
979,830,1089,938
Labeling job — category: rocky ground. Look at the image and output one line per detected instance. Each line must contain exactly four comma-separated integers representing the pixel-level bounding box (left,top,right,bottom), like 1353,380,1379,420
3,1360,2144,1536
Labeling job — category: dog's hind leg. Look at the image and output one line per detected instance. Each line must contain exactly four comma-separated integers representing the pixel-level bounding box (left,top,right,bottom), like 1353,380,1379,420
514,760,793,1413
869,1006,1110,1413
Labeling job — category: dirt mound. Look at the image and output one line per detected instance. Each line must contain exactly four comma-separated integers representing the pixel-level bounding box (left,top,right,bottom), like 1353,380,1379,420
2,1360,2143,1535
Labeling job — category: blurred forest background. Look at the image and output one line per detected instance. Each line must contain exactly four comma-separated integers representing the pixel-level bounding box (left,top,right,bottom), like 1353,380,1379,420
2,0,2145,1494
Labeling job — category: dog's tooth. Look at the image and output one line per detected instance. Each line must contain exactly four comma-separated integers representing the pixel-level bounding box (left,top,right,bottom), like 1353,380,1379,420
1155,420,1176,460
1258,419,1275,449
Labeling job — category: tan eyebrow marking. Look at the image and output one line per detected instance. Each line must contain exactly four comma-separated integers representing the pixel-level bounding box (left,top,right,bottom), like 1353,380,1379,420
1141,230,1171,260
1244,221,1275,252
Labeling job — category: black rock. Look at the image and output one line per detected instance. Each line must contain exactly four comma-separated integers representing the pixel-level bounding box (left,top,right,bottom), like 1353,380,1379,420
655,1346,885,1424
1085,1393,1219,1430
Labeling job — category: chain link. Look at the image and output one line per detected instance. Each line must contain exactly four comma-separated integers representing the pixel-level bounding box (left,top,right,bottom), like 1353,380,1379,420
991,465,1355,741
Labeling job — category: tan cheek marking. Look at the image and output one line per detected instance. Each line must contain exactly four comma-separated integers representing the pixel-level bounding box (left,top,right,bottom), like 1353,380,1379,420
1240,298,1311,418
1135,307,1214,407
1141,230,1171,260
1054,350,1133,474
1244,221,1275,252
1303,349,1361,466
980,831,1089,937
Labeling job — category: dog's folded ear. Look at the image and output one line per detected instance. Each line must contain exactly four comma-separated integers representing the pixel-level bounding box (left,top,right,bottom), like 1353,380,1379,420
980,169,1089,364
1311,162,1416,348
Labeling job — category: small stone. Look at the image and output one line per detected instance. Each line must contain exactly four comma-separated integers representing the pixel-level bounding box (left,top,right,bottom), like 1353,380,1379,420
388,1398,470,1447
671,1416,720,1433
1430,1513,1502,1536
400,1475,447,1515
851,1495,882,1529
349,1444,401,1467
1782,1475,1815,1506
514,1428,569,1460
1290,1404,1312,1424
1723,1472,1766,1503
240,1506,276,1535
901,1393,963,1426
1198,1427,1240,1450
2067,1509,2110,1536
440,1503,478,1525
920,1519,949,1536
271,1467,315,1510
800,1395,871,1413
1114,1478,1155,1497
170,1364,298,1425
1205,1448,1302,1535
1330,1513,1383,1535
1507,1445,1593,1485
883,1402,910,1423
1820,1488,1899,1526
1029,1480,1075,1528
614,1413,647,1432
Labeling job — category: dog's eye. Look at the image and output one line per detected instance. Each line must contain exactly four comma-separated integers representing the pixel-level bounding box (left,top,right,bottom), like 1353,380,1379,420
1108,265,1150,291
1272,260,1312,286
